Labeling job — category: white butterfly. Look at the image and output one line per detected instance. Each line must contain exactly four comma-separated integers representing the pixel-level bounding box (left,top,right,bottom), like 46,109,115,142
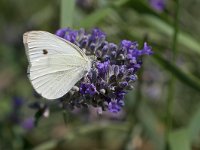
23,31,91,100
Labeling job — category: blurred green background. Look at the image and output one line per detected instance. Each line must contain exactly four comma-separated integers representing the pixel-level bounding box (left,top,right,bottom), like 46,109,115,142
0,0,200,149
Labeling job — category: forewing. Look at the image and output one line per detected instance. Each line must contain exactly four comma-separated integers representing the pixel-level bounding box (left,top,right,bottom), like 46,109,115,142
23,31,85,63
23,31,90,99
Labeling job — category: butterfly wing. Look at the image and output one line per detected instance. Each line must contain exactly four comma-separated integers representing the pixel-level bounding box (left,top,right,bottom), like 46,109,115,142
23,31,91,99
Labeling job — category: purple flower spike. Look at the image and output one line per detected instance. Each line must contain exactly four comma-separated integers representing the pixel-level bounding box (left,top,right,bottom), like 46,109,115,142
55,28,153,113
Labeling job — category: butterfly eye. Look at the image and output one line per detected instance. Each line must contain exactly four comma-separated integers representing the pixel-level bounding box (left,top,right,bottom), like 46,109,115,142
43,49,48,55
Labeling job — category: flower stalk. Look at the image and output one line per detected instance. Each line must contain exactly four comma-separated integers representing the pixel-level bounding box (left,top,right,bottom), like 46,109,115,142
166,0,180,148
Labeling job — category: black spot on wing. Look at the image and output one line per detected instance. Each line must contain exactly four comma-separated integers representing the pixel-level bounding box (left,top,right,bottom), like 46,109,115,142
43,49,48,55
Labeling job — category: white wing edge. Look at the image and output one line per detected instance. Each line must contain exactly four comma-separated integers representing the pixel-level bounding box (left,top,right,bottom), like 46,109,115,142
23,31,89,62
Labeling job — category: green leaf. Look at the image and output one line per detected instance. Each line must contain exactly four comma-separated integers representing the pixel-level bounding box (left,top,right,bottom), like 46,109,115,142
188,105,200,142
152,53,200,92
169,128,190,150
143,15,200,55
79,8,113,28
60,0,75,28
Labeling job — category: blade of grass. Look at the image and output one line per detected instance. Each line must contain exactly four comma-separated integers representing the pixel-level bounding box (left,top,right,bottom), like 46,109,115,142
152,53,200,92
112,7,200,55
60,0,75,28
142,15,200,55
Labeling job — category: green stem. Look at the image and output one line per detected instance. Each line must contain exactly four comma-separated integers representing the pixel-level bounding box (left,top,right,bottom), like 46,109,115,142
166,0,179,149
60,0,75,28
172,0,179,61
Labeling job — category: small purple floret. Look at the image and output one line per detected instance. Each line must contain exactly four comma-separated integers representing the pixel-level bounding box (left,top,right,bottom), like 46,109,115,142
80,83,97,96
148,0,166,12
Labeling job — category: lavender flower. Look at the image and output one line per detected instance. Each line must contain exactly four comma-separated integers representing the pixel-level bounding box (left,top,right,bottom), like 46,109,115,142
8,97,35,130
148,0,166,12
12,97,24,110
21,117,34,130
55,28,152,113
9,97,24,123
